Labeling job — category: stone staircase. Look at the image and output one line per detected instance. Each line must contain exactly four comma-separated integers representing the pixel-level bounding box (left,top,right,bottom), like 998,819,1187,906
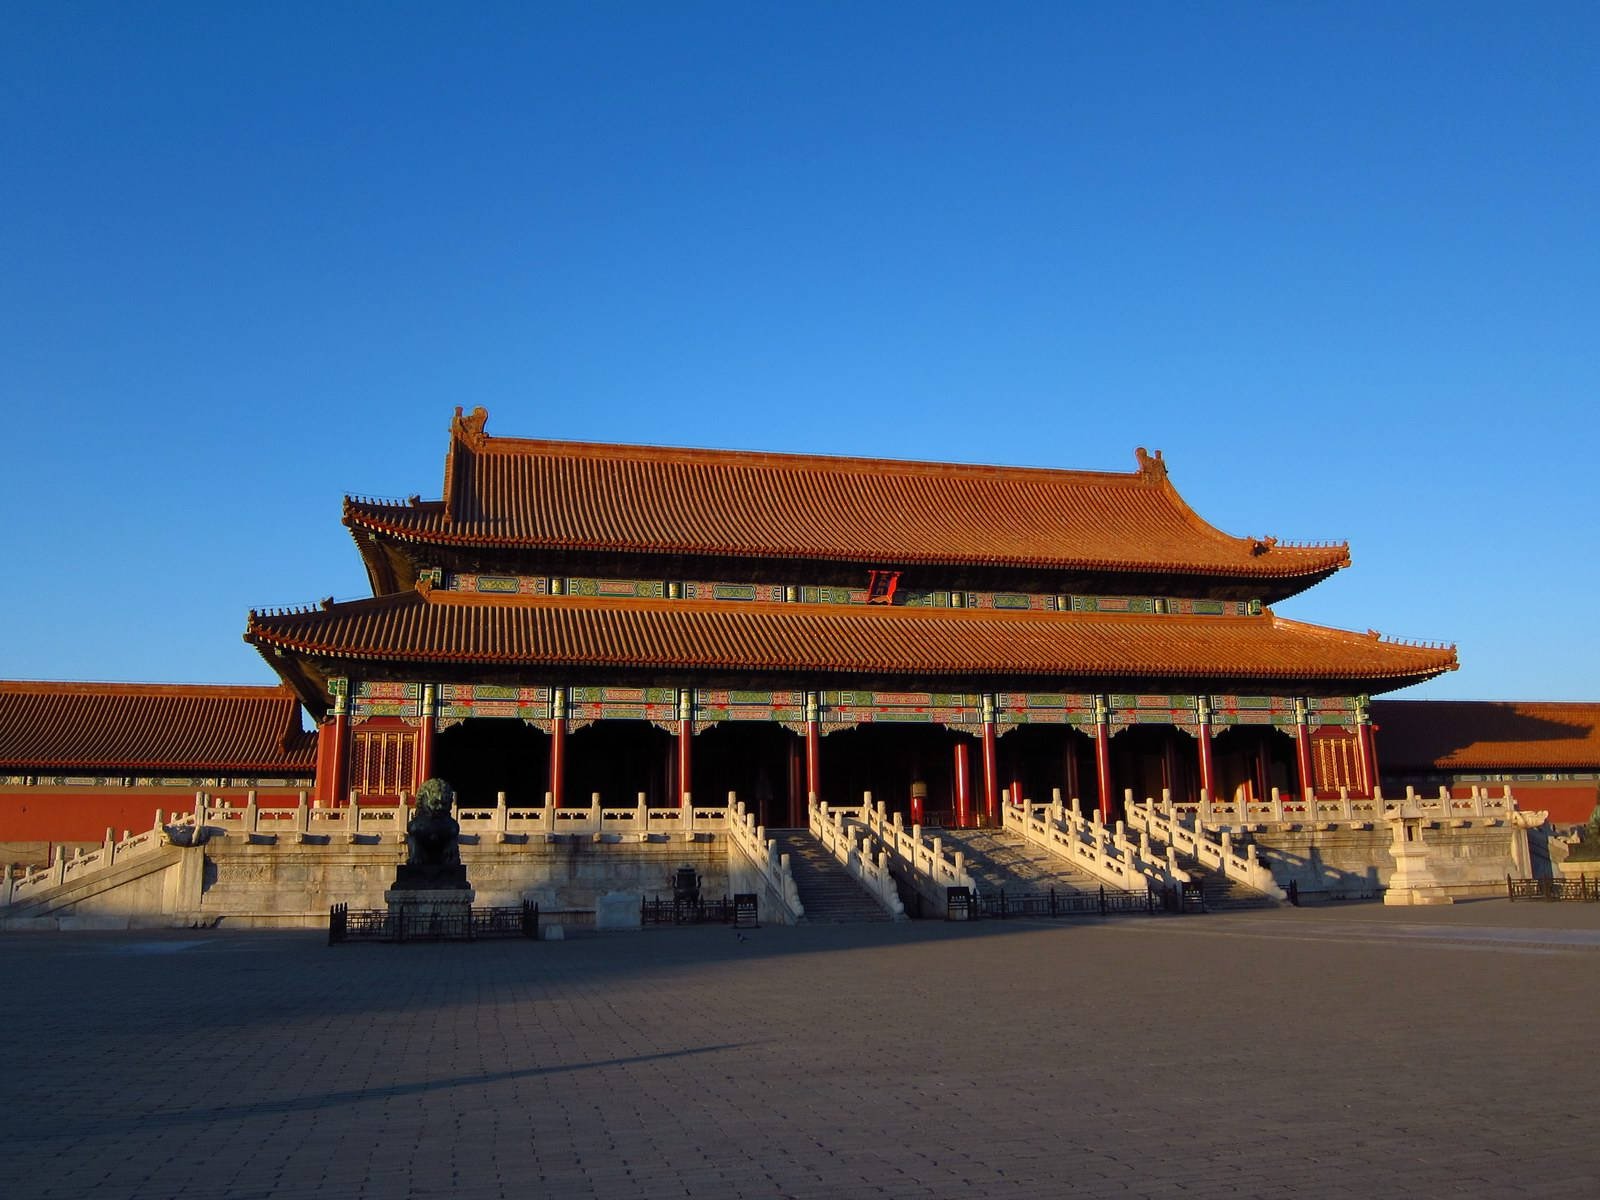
935,826,1101,897
767,830,894,923
1181,862,1278,910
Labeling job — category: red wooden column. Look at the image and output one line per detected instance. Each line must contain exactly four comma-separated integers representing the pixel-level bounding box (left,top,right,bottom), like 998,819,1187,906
676,688,693,807
321,680,352,808
804,691,821,812
1293,698,1315,801
1196,696,1217,803
980,694,1000,824
414,683,437,788
549,687,567,808
1252,739,1271,804
953,741,973,828
1355,698,1379,797
1064,738,1081,806
1093,696,1114,821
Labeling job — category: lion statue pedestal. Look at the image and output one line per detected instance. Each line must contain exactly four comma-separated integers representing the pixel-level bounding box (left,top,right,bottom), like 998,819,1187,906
384,778,474,934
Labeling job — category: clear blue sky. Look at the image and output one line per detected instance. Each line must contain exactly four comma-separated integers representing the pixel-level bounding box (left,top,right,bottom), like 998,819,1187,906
3,3,1595,700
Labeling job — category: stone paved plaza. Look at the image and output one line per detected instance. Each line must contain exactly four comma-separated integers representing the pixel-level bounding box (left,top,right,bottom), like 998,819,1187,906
4,902,1598,1199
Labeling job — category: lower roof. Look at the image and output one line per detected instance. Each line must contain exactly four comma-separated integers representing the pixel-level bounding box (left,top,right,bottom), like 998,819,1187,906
0,681,317,773
246,588,1457,708
1372,700,1600,771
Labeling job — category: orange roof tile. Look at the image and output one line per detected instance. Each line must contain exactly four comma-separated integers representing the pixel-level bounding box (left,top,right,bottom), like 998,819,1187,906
343,408,1350,590
1372,700,1600,771
0,681,317,772
246,590,1455,689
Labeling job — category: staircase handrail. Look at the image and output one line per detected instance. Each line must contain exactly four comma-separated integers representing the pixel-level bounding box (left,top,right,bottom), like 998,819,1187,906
5,809,175,909
808,799,908,920
726,797,804,921
1003,792,1186,892
855,799,977,894
1125,796,1286,899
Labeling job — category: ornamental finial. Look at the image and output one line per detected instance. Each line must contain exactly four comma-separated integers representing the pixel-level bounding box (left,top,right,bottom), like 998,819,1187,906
1134,447,1167,478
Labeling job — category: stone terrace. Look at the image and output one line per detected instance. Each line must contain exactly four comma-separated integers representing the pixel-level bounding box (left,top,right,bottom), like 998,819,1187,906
3,903,1598,1199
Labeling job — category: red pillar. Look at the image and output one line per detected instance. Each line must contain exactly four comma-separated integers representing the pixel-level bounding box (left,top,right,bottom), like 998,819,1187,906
1293,699,1315,800
676,688,693,807
1359,713,1381,798
1161,736,1181,802
981,696,1000,825
414,683,437,789
804,691,821,813
1064,738,1081,805
953,741,972,828
1197,707,1216,803
325,684,351,808
1094,698,1113,821
1252,738,1271,803
549,687,567,808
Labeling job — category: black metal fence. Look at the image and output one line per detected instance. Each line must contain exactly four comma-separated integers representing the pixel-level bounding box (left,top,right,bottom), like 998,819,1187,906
641,895,751,925
329,901,540,944
1507,875,1600,902
946,884,1196,920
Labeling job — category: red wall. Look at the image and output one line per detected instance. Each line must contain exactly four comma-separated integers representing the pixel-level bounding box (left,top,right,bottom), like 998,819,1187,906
0,786,309,846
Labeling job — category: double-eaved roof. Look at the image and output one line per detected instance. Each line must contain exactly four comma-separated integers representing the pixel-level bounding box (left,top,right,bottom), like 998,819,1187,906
0,681,316,774
248,408,1456,711
344,407,1351,599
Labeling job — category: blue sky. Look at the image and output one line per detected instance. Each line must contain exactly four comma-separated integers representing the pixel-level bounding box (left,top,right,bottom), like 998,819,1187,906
2,2,1595,700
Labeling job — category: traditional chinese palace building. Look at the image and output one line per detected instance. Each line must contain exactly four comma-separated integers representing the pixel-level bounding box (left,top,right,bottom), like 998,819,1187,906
228,407,1457,833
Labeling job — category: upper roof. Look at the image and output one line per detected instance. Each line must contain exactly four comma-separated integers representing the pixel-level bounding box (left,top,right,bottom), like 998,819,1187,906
1373,700,1600,771
0,681,317,773
247,587,1456,707
343,407,1350,597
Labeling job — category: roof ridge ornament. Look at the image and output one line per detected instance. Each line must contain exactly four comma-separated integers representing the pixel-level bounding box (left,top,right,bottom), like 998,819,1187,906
1134,446,1167,479
453,405,490,443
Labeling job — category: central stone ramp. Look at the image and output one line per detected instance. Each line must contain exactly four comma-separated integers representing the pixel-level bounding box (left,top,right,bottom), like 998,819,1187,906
767,829,894,922
936,826,1102,896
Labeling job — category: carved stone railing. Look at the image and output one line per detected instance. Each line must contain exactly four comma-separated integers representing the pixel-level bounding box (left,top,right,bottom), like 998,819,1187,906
1166,784,1517,831
2,789,736,910
808,799,907,920
853,797,976,895
1003,791,1185,893
454,792,728,842
725,797,804,922
1124,797,1286,899
4,810,175,908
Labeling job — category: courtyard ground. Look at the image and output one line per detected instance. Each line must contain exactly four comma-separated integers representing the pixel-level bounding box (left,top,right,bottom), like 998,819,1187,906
2,900,1597,1199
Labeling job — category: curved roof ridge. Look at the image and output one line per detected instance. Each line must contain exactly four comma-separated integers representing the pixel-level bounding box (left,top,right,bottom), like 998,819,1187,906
338,408,1354,594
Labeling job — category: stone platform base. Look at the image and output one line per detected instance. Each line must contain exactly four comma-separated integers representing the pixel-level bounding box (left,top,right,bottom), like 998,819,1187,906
384,887,475,929
1384,887,1455,906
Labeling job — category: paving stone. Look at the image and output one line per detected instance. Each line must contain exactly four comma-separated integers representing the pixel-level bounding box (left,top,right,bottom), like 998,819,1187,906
0,902,1597,1197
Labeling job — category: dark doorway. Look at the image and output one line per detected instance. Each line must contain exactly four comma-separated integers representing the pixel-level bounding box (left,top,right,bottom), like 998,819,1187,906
1110,725,1198,815
432,719,549,808
997,724,1099,812
694,722,803,828
820,724,974,826
566,721,675,808
1211,725,1297,803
